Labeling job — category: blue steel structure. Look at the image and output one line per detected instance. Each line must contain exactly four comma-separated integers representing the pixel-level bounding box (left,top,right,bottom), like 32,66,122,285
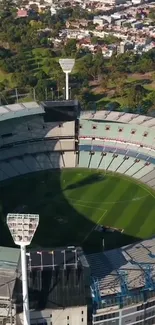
144,265,154,291
91,277,102,306
91,263,155,313
118,271,128,297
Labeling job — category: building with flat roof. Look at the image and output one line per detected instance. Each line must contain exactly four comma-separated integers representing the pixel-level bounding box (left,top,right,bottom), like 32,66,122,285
17,247,89,325
0,246,20,325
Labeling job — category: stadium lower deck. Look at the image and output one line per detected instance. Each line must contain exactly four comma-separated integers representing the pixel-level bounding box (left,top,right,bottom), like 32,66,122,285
1,102,155,324
1,169,155,251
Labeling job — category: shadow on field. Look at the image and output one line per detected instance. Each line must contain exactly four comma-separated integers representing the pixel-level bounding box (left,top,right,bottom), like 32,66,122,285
65,173,106,191
0,168,141,253
103,231,140,251
0,108,141,253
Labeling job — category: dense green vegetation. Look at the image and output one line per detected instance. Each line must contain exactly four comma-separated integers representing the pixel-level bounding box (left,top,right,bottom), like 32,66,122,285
1,0,155,111
1,169,155,252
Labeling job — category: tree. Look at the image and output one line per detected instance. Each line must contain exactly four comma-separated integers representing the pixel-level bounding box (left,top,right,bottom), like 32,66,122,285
0,82,5,91
27,74,38,87
91,36,99,45
126,84,146,109
123,22,132,28
35,79,48,101
112,52,133,73
0,0,16,19
101,75,109,90
64,39,77,57
136,58,154,73
104,34,120,45
136,12,141,19
11,72,28,87
49,60,64,92
36,70,48,80
112,73,127,97
75,54,93,81
75,48,91,59
88,51,104,80
149,8,155,20
2,78,9,89
147,90,155,108
0,47,12,59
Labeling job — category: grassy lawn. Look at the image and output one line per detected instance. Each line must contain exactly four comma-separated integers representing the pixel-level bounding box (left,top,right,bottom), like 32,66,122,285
0,69,14,87
1,54,155,108
96,94,128,109
1,168,155,252
144,82,155,91
0,48,60,88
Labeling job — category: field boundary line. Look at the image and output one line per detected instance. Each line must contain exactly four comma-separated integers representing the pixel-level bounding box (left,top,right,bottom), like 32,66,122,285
54,199,104,211
67,196,148,205
139,184,155,200
70,201,104,210
82,209,107,243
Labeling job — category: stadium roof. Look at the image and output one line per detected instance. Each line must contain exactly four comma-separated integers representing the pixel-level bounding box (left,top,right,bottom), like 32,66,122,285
27,247,88,309
0,102,44,121
43,100,79,108
0,100,80,122
0,246,20,300
86,237,155,298
80,110,155,128
0,246,20,271
27,246,88,270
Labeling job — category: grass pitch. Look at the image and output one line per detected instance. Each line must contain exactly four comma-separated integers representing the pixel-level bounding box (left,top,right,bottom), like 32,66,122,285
0,168,155,252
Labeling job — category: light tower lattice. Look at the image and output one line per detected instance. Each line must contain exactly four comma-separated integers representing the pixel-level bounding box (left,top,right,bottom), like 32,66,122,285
59,58,75,100
7,214,39,325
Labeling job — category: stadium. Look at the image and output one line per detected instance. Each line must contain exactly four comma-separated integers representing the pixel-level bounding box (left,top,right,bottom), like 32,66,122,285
1,100,155,325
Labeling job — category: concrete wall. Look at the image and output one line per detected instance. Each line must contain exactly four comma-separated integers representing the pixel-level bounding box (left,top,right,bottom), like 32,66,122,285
18,306,87,325
93,300,155,325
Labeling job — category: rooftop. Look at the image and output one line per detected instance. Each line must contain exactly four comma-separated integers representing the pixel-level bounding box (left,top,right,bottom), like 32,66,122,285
0,246,20,300
27,246,88,270
0,246,20,271
0,102,44,121
80,110,155,128
27,247,88,309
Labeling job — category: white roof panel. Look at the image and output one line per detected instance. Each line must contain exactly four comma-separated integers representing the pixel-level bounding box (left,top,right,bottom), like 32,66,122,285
0,102,44,121
0,106,9,114
23,102,40,109
6,104,25,111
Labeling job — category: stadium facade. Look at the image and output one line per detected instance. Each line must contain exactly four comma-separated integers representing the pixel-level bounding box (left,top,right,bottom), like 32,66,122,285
1,101,155,324
87,239,155,325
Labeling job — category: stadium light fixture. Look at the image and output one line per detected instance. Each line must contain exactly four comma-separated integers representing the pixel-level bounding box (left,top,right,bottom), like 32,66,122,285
59,58,75,100
7,213,39,325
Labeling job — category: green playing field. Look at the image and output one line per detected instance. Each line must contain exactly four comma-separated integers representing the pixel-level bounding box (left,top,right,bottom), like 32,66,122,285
1,168,155,252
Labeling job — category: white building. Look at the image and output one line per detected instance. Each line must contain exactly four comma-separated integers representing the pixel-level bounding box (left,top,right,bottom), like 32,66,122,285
93,16,104,26
90,0,127,5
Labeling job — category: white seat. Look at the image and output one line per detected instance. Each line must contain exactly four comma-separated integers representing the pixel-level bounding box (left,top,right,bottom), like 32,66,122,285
63,152,76,168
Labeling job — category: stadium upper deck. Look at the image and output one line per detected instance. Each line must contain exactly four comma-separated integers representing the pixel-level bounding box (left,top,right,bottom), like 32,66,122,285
80,110,155,127
0,101,78,147
86,237,155,310
0,100,79,122
2,101,155,127
0,102,44,121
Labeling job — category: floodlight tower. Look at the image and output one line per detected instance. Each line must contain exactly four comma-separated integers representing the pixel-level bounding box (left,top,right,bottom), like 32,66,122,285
7,214,39,325
59,58,75,100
